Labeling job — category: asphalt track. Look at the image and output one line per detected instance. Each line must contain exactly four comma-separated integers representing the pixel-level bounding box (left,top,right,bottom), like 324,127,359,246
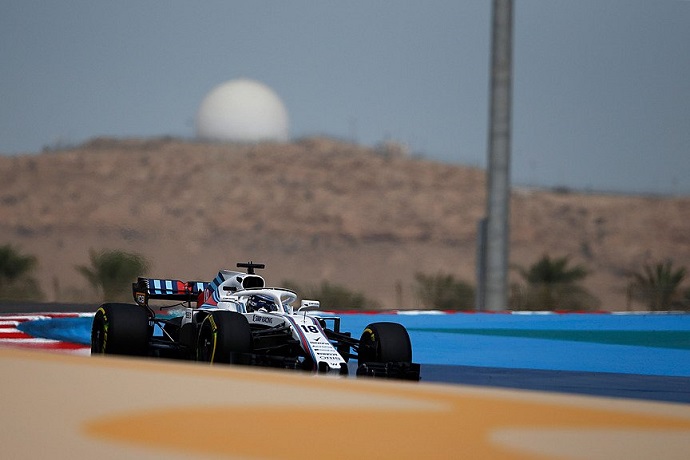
4,304,690,402
2,304,690,459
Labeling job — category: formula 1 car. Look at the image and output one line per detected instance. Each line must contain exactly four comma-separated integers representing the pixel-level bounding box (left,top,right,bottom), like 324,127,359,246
91,262,420,380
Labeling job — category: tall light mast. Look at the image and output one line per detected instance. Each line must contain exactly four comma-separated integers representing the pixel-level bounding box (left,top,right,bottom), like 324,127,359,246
482,0,513,311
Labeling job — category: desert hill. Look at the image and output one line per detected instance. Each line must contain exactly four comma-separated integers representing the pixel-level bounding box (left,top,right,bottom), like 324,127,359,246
1,137,688,310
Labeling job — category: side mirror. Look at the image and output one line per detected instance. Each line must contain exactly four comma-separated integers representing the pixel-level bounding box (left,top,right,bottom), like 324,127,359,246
299,300,320,311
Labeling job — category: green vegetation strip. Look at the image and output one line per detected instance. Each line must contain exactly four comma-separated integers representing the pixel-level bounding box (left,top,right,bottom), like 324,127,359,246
408,328,690,350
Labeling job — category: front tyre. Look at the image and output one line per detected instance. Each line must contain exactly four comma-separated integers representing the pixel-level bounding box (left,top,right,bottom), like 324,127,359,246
91,303,149,356
196,311,252,364
358,322,412,364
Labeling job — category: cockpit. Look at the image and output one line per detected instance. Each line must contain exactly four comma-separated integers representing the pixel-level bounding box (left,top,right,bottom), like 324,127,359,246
234,289,298,314
246,294,279,312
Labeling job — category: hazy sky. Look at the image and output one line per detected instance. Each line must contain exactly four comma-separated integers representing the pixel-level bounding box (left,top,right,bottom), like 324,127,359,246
2,1,689,195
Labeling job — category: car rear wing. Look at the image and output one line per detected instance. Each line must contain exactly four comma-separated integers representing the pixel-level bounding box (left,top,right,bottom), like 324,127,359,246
132,277,209,307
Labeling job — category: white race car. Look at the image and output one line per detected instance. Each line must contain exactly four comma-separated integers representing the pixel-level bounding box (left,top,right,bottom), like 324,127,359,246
91,262,420,380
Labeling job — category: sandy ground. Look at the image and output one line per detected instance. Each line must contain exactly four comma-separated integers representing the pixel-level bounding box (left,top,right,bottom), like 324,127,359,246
3,346,690,459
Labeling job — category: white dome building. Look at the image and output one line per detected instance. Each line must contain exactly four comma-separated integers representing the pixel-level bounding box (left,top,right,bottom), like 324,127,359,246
196,79,289,143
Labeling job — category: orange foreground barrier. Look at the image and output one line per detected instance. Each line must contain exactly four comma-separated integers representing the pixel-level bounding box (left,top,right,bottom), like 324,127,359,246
2,346,690,459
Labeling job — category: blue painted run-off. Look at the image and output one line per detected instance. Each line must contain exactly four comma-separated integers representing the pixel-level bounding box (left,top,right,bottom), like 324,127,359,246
19,313,690,378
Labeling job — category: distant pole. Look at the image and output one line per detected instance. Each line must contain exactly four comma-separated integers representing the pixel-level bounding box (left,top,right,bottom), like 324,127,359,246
483,0,513,311
475,218,487,311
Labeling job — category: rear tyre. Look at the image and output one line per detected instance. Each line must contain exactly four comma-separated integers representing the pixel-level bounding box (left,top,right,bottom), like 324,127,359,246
91,303,150,356
358,322,412,363
196,311,252,364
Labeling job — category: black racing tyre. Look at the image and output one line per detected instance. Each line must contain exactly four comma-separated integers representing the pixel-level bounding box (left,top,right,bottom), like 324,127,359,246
196,311,252,364
91,303,150,356
358,322,412,363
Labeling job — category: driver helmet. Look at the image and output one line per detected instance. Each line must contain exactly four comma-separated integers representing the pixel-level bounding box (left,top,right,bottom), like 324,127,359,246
247,294,278,312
